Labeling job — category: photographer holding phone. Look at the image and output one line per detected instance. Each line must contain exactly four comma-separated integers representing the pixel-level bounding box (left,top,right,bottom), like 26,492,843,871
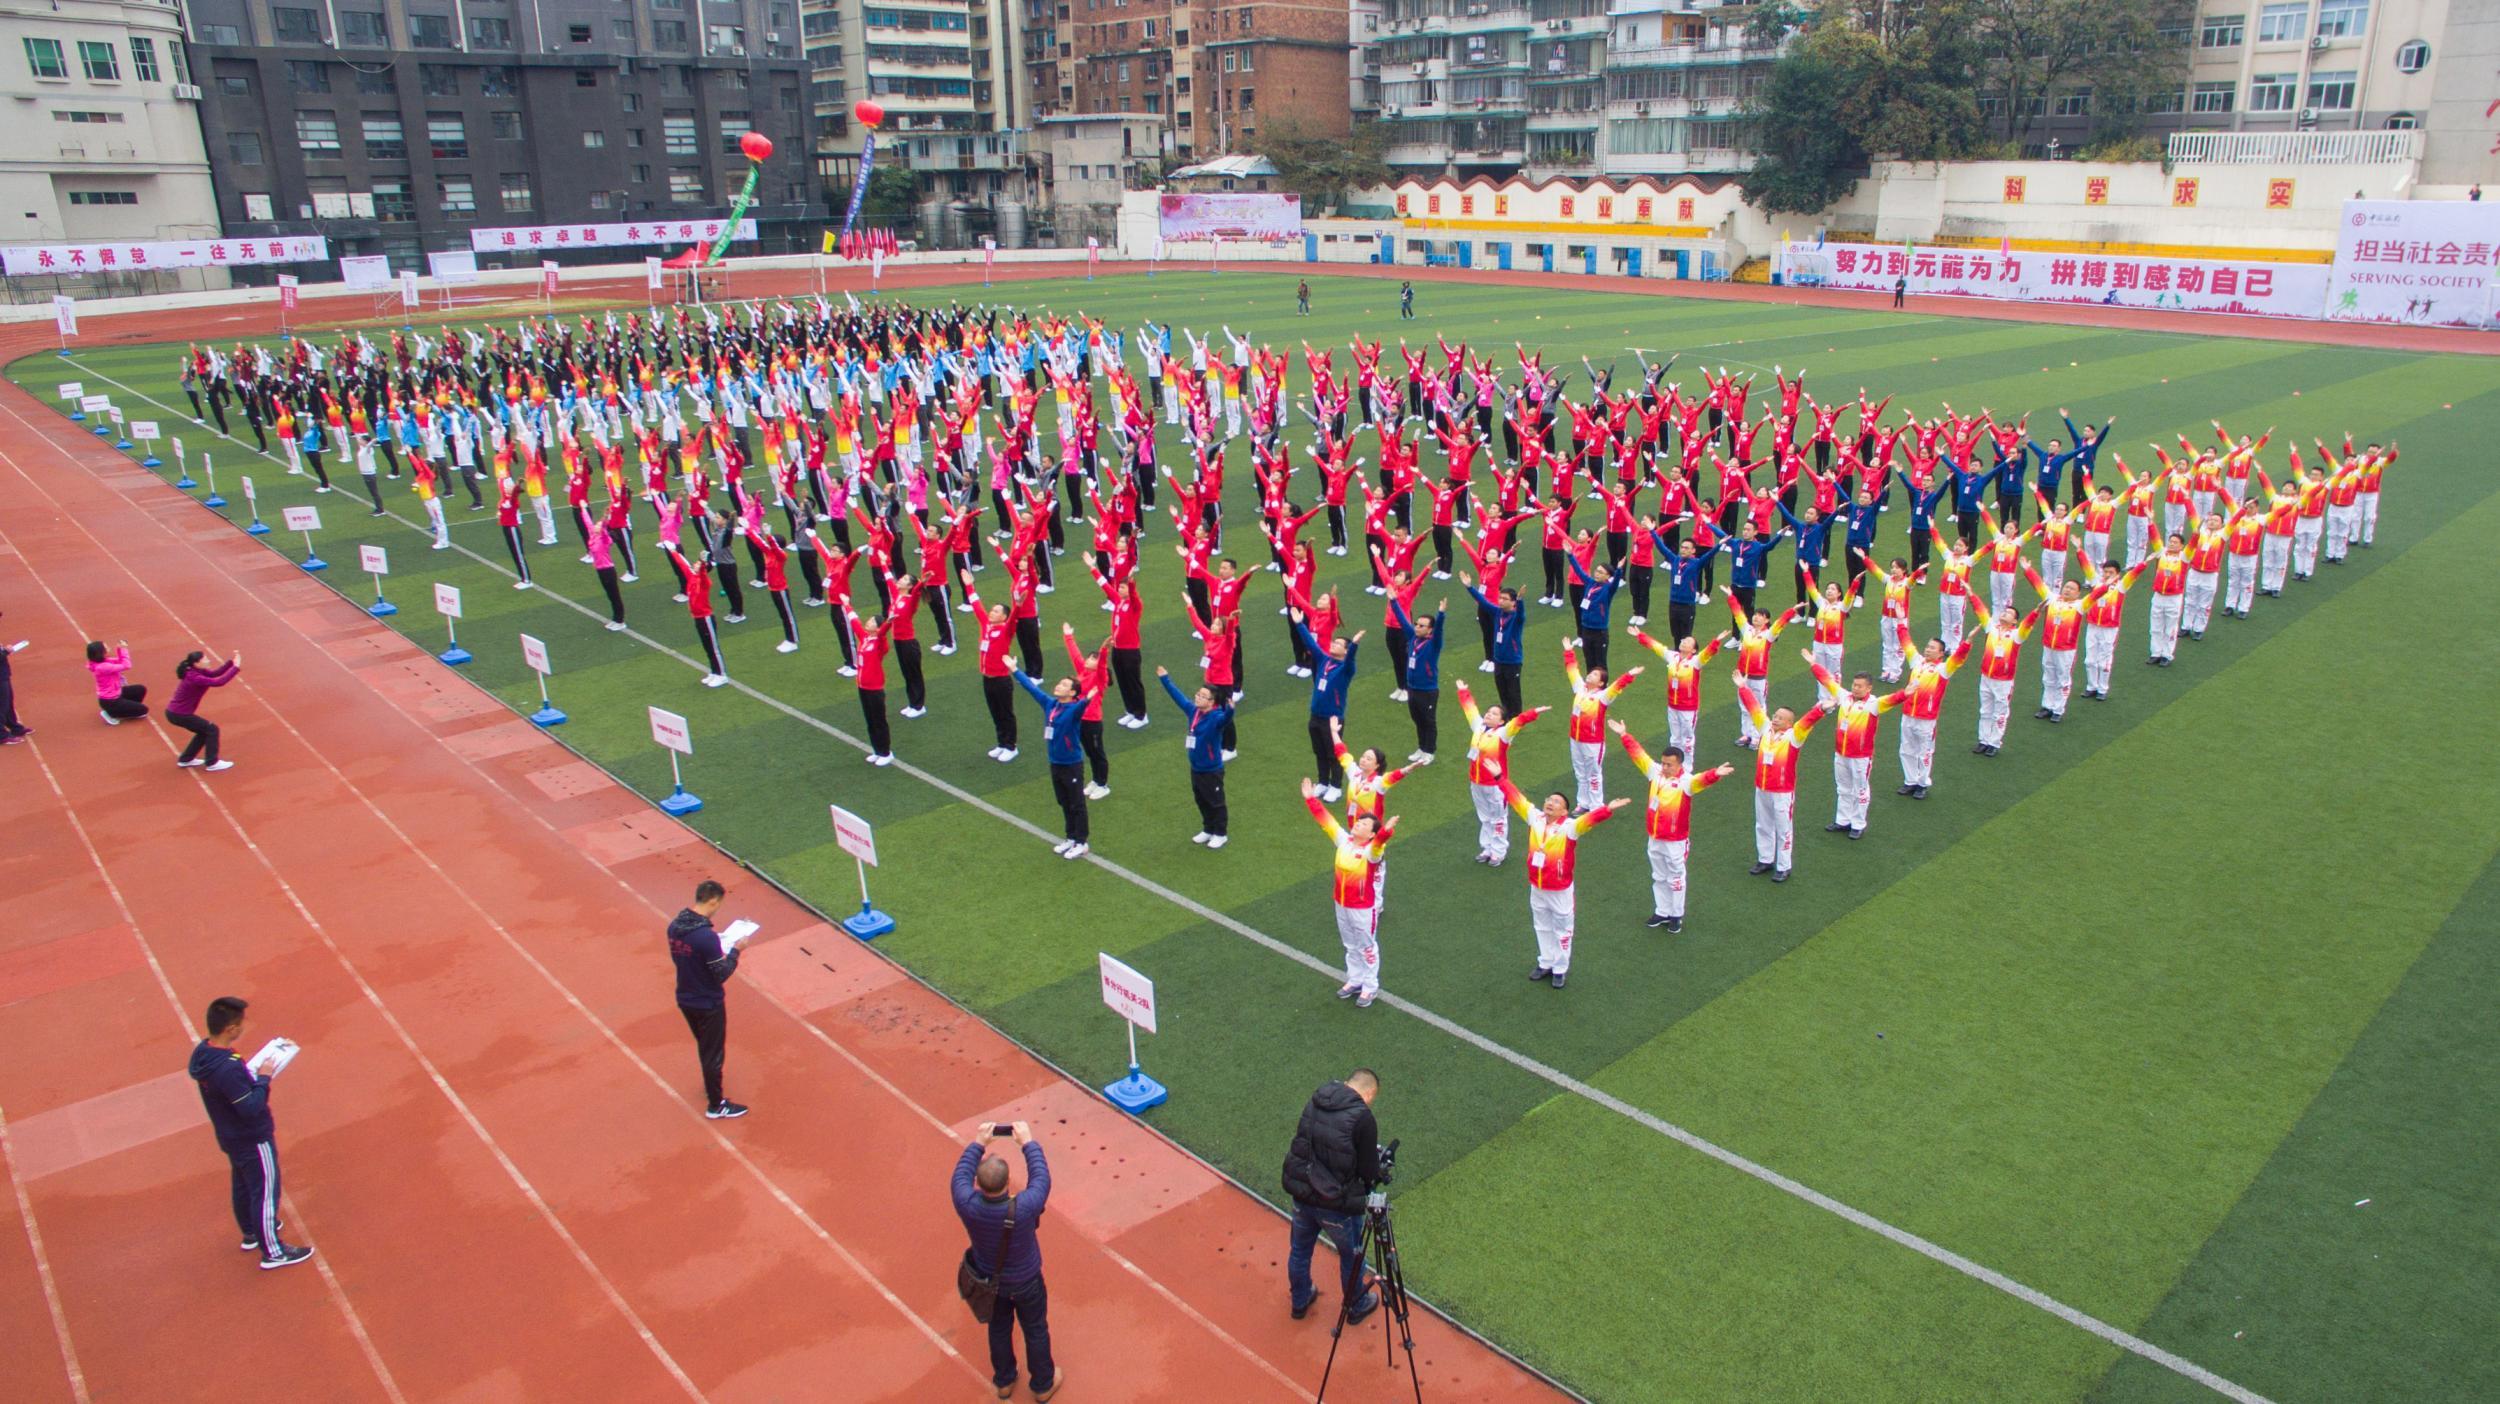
1281,1068,1382,1323
952,1120,1059,1401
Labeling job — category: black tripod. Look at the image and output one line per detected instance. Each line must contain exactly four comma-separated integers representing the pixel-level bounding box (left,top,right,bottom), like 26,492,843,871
1315,1188,1424,1404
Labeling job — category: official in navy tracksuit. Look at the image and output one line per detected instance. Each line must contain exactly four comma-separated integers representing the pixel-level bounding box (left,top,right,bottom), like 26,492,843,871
1563,558,1622,671
1948,455,1994,548
2062,411,2113,506
1391,598,1446,761
1839,492,1886,583
1656,537,1721,647
1726,527,1782,618
1160,668,1234,845
1016,670,1098,857
187,996,314,1269
1896,472,1950,570
1465,579,1526,715
668,879,748,1119
1295,620,1360,797
1777,503,1835,606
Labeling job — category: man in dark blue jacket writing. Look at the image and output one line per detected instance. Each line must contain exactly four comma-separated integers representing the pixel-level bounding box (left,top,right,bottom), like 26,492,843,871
668,879,748,1119
187,996,314,1269
954,1122,1059,1400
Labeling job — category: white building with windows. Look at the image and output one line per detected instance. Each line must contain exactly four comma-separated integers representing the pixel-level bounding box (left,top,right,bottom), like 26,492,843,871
0,0,223,294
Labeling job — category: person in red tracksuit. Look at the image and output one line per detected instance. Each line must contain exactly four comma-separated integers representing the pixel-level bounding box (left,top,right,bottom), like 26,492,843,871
960,574,1021,760
749,523,800,652
1183,591,1242,756
497,470,533,587
844,604,896,765
1061,623,1114,796
885,570,930,716
665,542,727,685
1090,569,1149,727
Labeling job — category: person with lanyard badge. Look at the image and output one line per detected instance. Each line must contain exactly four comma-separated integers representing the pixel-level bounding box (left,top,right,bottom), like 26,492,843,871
1158,665,1235,848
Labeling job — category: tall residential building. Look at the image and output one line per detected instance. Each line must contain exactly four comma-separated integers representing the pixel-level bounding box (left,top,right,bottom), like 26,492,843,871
1599,0,1779,178
804,0,1035,237
1201,0,1355,152
183,0,816,280
2,0,224,293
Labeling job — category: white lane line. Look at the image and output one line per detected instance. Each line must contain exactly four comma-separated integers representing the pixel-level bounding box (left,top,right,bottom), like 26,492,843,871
0,1108,89,1404
54,357,2272,1404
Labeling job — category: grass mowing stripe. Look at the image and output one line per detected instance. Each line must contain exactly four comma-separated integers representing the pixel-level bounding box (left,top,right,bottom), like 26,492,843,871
33,338,2285,1404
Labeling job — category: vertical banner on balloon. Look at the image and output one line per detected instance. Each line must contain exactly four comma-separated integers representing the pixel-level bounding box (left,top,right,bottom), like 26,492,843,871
703,130,774,266
835,101,886,245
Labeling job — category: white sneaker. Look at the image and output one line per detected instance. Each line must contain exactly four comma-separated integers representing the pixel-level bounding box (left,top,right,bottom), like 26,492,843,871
513,580,534,591
702,674,727,688
673,593,689,603
1206,835,1228,849
1630,615,1646,626
204,760,235,772
933,644,957,656
1407,750,1429,765
775,641,799,654
1221,749,1238,762
1321,786,1343,803
177,758,204,768
1191,831,1211,844
1479,660,1496,673
1052,838,1073,855
432,539,451,551
866,752,893,767
100,713,120,726
1083,783,1111,799
1390,689,1409,702
605,620,629,632
838,665,856,677
726,614,746,624
579,554,594,565
901,706,926,718
1062,841,1088,859
1036,583,1055,595
622,573,639,583
995,748,1018,762
986,746,1006,760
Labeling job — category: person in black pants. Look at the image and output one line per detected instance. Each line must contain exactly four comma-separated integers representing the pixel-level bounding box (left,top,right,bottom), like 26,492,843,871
186,996,314,1268
1014,670,1098,859
1159,667,1234,847
0,630,28,743
666,879,748,1119
952,1123,1060,1401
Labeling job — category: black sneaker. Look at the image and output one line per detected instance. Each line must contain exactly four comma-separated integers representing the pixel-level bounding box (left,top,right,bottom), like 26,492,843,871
1771,869,1790,883
1346,1291,1381,1326
706,1100,750,1119
1972,742,1989,754
1749,860,1773,875
260,1243,315,1270
1848,828,1865,840
1663,916,1682,934
1645,913,1671,928
1824,822,1848,833
1895,783,1915,795
1292,1295,1320,1321
1529,965,1551,981
1548,972,1567,990
1909,785,1930,799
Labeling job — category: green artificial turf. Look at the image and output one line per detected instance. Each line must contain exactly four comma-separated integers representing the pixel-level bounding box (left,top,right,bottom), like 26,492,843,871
20,271,2500,1403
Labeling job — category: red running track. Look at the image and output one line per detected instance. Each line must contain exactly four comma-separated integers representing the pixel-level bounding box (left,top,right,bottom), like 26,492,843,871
0,322,1564,1401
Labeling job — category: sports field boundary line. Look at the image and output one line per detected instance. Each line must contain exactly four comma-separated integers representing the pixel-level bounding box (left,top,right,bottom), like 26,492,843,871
0,1108,90,1404
43,354,2275,1404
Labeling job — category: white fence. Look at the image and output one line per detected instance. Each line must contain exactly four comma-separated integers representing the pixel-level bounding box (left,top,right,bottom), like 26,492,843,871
2166,131,2423,166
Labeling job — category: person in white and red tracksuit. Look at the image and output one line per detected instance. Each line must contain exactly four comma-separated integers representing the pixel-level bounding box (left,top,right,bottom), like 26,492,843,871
1496,779,1627,988
187,996,314,1269
1733,679,1826,882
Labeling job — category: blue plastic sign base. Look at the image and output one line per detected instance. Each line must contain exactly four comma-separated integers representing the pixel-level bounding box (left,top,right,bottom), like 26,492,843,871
301,555,327,572
368,599,398,617
202,494,226,508
150,457,168,470
245,519,270,535
68,408,83,419
113,436,130,449
842,903,896,940
439,645,473,666
529,705,568,728
92,424,110,436
659,786,704,816
1103,1066,1169,1114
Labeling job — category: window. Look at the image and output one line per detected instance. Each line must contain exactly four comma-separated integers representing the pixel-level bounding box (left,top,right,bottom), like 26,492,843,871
78,40,119,80
287,60,330,92
355,66,396,94
2200,13,2244,47
575,69,598,88
427,113,468,158
654,20,689,46
51,110,125,123
371,179,414,221
436,177,475,213
623,92,642,113
589,189,614,209
198,24,244,46
168,40,189,85
2315,0,2365,39
719,110,751,151
295,113,342,154
626,127,645,146
362,114,406,158
2393,39,2427,72
421,64,458,96
2145,88,2187,114
2382,112,2415,129
25,39,67,80
664,114,699,155
1238,86,1254,109
669,169,703,202
226,130,265,164
480,67,518,96
582,129,608,149
273,7,325,44
2306,68,2355,109
490,111,523,140
614,19,638,43
68,190,139,206
631,163,651,182
1976,93,2006,118
1222,52,1235,71
569,23,594,43
130,37,159,82
340,11,387,46
2053,90,2089,116
2256,3,2307,44
2248,72,2297,111
2192,81,2236,112
470,17,513,49
217,74,251,96
499,172,533,211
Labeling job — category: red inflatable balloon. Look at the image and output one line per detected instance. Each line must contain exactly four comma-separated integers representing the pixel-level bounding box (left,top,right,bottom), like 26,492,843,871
739,131,774,162
853,100,886,130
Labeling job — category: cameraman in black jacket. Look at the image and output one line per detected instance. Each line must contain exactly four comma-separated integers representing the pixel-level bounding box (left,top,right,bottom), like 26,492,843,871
1280,1068,1380,1323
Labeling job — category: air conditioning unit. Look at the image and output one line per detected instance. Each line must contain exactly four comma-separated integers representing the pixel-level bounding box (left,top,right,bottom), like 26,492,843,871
172,82,202,101
2296,106,2318,124
2309,34,2327,49
1635,101,1650,114
1385,103,1401,115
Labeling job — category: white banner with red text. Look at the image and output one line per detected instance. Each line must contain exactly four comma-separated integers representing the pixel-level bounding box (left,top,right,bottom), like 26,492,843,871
1780,242,2333,320
3,236,329,278
2323,200,2500,330
466,219,756,255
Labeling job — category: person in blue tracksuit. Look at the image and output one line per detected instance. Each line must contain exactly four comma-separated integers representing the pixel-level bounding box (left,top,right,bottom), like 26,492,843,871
1655,533,1721,646
2060,408,2114,506
1462,573,1527,715
1159,666,1234,846
298,409,330,492
1776,502,1836,607
187,996,314,1269
1563,556,1623,671
1295,619,1363,798
1948,453,1994,548
1016,670,1102,858
1896,470,1950,570
1725,522,1785,618
1838,489,1886,580
1390,597,1446,762
1990,447,2027,528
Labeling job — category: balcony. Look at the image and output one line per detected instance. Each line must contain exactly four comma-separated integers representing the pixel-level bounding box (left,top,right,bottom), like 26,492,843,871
2166,130,2421,164
1610,36,1785,67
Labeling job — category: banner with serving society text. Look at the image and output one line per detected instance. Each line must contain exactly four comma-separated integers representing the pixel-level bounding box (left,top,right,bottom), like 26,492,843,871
1785,242,2331,320
2323,200,2500,330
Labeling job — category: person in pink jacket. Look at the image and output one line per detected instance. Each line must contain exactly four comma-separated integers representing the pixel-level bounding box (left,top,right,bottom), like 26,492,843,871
87,640,150,722
166,650,240,771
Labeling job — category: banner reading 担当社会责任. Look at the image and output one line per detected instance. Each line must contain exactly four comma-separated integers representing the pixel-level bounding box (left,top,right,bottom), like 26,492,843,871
1785,242,2333,319
1157,194,1302,243
2324,200,2500,329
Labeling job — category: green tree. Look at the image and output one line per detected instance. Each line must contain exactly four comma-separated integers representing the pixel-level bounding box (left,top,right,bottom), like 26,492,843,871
1251,116,1392,213
1968,0,2192,145
859,166,919,227
1745,1,1990,215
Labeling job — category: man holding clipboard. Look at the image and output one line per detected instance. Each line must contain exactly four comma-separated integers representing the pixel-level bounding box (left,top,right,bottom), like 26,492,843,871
186,996,314,1268
667,879,756,1118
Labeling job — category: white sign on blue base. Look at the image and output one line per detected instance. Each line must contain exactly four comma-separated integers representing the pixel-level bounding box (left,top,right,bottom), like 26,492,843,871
1098,953,1168,1113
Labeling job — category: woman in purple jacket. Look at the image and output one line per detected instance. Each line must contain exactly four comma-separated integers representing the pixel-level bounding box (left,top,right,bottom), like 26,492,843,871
166,649,240,771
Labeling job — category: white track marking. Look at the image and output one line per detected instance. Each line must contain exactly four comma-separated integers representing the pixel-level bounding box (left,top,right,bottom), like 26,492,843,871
55,357,2271,1404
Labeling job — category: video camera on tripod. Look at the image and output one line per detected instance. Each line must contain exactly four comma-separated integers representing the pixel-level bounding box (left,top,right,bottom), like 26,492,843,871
1319,1138,1423,1404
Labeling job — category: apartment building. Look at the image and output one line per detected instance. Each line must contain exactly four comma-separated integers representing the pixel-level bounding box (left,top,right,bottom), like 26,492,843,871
184,0,815,278
2,0,224,294
804,0,1035,232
